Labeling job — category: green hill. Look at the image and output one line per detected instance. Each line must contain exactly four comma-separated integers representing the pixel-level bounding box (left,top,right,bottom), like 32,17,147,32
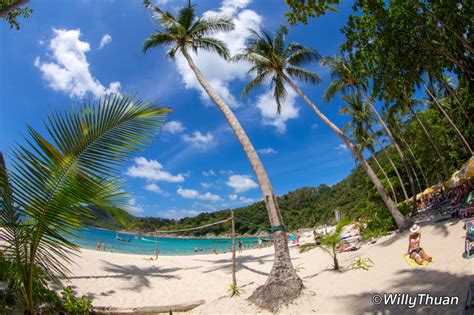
89,159,403,236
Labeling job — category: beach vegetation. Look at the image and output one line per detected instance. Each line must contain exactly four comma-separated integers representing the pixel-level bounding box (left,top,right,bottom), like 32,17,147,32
317,218,351,270
227,284,245,297
347,257,374,271
61,286,93,314
0,95,169,314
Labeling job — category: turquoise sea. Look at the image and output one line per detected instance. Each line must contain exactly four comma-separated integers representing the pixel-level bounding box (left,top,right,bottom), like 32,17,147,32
73,227,261,256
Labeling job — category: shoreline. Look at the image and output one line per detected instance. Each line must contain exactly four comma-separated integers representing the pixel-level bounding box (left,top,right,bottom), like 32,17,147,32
88,225,264,239
64,212,473,314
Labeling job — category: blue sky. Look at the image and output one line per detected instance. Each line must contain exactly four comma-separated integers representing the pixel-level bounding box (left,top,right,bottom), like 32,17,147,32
0,0,360,219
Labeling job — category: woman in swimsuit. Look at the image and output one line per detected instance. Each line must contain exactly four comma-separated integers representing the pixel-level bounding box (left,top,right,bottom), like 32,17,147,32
408,224,432,265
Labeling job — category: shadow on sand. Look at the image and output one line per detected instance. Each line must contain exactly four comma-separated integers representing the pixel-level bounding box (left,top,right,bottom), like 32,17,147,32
340,268,472,314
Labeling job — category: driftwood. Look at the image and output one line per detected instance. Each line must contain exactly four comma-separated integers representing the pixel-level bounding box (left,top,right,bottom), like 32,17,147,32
92,299,205,314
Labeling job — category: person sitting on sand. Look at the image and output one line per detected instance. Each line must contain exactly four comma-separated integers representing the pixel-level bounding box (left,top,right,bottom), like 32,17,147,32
407,224,432,265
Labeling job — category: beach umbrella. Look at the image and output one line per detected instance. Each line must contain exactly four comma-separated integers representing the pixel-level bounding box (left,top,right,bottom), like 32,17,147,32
431,184,442,193
446,170,462,188
459,157,474,179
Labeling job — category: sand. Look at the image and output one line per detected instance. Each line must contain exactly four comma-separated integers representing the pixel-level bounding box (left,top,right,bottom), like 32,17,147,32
62,211,473,314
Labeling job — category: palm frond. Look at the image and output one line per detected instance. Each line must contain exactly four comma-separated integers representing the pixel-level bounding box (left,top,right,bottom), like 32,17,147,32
271,75,288,115
6,94,169,294
189,15,234,37
143,32,176,53
193,37,230,59
241,71,271,99
287,44,321,66
286,66,321,85
177,2,196,30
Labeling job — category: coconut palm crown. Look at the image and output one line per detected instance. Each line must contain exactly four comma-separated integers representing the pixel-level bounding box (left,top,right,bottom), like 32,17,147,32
232,25,321,114
142,0,234,60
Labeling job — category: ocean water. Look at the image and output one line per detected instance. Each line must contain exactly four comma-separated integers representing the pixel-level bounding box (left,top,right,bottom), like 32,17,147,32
72,227,261,256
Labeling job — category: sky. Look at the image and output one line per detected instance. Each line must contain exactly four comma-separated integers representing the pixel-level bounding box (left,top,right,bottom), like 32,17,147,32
0,0,360,219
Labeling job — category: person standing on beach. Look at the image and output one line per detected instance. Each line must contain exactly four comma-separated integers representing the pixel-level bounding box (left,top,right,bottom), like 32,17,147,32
258,237,263,249
102,243,105,251
238,239,243,253
96,241,100,251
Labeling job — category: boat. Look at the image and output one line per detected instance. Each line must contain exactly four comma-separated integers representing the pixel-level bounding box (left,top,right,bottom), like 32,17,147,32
115,233,132,242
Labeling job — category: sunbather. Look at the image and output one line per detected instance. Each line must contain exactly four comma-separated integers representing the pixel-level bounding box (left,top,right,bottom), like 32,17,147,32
407,224,432,265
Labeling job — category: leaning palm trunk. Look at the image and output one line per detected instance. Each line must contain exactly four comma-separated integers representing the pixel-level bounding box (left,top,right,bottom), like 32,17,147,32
361,92,417,215
438,77,473,126
408,104,449,178
283,74,409,229
398,135,430,189
371,130,409,201
181,49,302,309
372,154,398,204
424,85,473,155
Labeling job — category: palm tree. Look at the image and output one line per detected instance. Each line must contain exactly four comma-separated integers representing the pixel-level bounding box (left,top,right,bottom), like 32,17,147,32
0,95,169,313
369,130,409,200
393,92,450,179
339,94,398,203
233,26,409,230
141,2,301,310
423,79,473,155
321,55,418,215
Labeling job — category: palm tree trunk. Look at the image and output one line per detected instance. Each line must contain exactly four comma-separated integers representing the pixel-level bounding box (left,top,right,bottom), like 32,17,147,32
181,49,302,310
283,75,409,229
371,129,409,201
408,105,449,178
438,77,473,126
398,135,430,189
362,92,417,215
372,154,398,204
424,84,473,155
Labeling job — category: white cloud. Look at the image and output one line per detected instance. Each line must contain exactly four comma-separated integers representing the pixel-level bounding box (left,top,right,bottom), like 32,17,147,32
162,120,185,134
126,157,185,182
174,0,262,108
98,33,112,49
126,198,144,215
160,209,201,219
239,196,257,204
257,147,277,154
336,143,349,152
35,28,120,98
182,131,214,149
201,182,212,189
145,183,169,196
227,174,258,193
202,169,216,176
177,187,222,202
256,88,299,133
229,194,238,201
192,202,217,211
219,169,234,175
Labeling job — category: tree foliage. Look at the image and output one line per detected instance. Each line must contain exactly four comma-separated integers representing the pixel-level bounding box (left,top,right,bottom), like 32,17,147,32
0,95,169,312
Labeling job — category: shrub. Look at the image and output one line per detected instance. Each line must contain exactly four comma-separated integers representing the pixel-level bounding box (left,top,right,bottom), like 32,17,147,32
61,287,93,314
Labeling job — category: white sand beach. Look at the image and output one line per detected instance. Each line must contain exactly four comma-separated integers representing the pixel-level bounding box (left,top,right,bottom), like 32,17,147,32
63,211,473,314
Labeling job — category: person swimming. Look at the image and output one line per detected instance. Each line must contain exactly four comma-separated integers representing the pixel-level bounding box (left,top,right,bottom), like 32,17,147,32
407,224,432,265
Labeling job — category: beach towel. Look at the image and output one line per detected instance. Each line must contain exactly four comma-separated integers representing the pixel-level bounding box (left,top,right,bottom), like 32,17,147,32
403,253,434,267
